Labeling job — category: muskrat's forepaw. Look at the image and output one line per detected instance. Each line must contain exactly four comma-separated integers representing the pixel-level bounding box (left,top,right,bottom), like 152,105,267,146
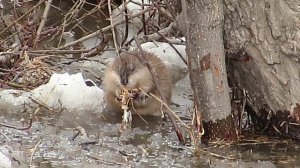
115,96,122,102
134,92,149,103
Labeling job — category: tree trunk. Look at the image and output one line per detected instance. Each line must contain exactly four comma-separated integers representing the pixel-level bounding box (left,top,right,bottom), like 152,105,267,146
184,0,237,141
224,0,300,140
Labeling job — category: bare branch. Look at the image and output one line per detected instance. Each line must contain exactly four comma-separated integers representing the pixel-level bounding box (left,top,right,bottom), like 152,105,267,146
56,7,154,50
34,0,53,47
108,0,120,56
0,0,47,36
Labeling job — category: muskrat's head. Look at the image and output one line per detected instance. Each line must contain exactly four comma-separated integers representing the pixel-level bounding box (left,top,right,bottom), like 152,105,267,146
111,52,144,86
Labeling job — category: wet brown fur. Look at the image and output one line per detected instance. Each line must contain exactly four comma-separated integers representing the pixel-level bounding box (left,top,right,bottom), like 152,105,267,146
103,50,172,116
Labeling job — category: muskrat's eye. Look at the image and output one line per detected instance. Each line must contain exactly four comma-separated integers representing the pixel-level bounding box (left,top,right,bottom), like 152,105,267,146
129,64,135,71
117,65,122,72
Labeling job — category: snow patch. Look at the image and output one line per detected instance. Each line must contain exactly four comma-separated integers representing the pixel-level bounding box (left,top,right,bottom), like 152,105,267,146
32,73,104,112
0,73,104,114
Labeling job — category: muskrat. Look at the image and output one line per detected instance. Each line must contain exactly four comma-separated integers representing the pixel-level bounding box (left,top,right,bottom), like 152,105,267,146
103,50,172,116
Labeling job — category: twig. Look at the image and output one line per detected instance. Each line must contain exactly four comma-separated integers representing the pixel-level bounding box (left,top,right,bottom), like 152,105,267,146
134,36,185,143
0,131,10,141
56,7,154,50
156,31,187,65
138,22,176,43
34,0,52,47
129,98,149,125
123,27,144,47
57,0,85,47
141,0,148,35
158,3,176,21
202,150,236,160
121,1,129,46
30,49,91,55
29,139,42,167
0,48,25,88
280,121,300,126
239,89,247,132
86,154,128,166
128,0,153,7
108,0,120,56
72,125,89,141
166,39,187,65
192,105,205,135
0,79,33,90
80,68,102,80
0,0,47,36
29,97,63,113
83,34,111,58
145,91,190,129
0,117,33,130
71,130,80,141
0,49,93,57
52,0,107,41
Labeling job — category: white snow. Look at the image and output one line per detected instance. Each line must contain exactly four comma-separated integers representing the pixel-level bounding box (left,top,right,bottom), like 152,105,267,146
133,41,188,83
0,73,104,114
31,73,104,112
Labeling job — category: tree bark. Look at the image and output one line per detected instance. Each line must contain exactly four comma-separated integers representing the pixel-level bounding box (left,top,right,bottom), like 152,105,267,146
184,0,237,141
224,0,300,140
